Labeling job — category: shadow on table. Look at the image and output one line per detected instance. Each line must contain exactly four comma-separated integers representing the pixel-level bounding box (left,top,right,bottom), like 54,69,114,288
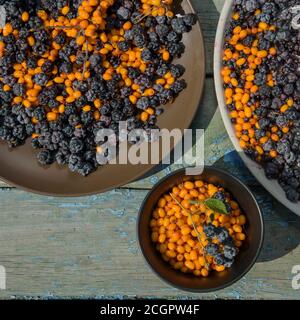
214,151,300,263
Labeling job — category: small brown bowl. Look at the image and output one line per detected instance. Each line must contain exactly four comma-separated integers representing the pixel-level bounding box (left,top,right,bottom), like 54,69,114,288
137,167,264,292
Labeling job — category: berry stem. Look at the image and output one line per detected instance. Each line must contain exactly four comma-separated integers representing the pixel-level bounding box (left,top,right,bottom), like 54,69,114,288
170,192,210,269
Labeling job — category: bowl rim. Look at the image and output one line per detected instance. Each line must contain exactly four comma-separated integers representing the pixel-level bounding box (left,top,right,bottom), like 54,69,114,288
213,0,300,216
137,166,264,293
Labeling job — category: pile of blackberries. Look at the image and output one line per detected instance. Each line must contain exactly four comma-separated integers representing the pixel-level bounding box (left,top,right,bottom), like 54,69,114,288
203,224,238,268
0,0,197,176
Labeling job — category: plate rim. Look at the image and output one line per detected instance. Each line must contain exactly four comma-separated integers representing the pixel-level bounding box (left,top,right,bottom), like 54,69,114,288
213,0,300,216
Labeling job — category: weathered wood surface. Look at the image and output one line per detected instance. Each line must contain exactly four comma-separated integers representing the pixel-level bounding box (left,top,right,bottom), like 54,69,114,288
0,0,299,299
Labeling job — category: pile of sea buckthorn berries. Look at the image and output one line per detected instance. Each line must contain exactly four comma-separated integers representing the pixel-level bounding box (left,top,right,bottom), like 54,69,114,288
150,180,247,277
0,0,197,176
223,0,300,202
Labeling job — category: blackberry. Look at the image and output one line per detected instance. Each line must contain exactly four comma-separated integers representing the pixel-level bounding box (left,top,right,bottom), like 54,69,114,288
223,245,238,259
203,224,217,238
133,34,146,48
136,97,150,110
128,67,140,79
74,127,86,138
225,202,232,214
141,49,153,62
59,61,72,74
33,73,48,86
18,28,30,39
170,64,185,78
286,187,300,203
156,15,167,25
48,99,59,109
85,90,97,102
31,138,41,149
148,41,160,52
214,254,225,266
15,51,26,63
26,57,37,69
183,14,198,27
54,32,66,45
69,137,84,154
213,191,226,201
124,30,134,41
25,123,34,135
117,7,131,20
216,227,229,243
158,89,174,105
34,29,49,43
12,125,26,140
2,76,16,87
81,111,94,125
171,18,188,34
68,114,80,127
224,258,234,268
155,25,169,38
265,163,278,179
68,154,83,172
0,90,13,102
33,43,48,55
56,151,69,165
205,243,219,256
12,83,25,96
42,60,54,74
118,41,130,52
33,107,46,121
51,131,64,144
167,42,185,57
37,150,54,165
75,96,87,108
76,53,86,66
78,162,95,176
89,54,102,69
28,16,42,29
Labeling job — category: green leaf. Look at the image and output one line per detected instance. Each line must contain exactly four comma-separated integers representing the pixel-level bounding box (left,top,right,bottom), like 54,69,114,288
204,199,229,215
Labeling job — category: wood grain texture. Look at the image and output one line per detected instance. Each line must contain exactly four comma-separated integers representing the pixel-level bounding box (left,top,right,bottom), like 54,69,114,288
0,0,299,300
0,186,299,299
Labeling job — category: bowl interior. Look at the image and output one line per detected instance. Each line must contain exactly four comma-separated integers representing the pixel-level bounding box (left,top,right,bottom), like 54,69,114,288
138,167,263,292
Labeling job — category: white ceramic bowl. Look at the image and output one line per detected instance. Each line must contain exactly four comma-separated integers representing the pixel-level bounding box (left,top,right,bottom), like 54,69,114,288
214,0,300,216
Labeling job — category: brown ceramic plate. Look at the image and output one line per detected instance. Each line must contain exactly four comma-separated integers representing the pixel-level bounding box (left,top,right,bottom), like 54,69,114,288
0,0,205,197
137,167,264,292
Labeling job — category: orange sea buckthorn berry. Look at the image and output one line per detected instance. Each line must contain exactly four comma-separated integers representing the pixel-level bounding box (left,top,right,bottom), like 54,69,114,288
3,23,13,36
236,58,246,66
21,12,29,22
47,112,57,121
61,6,70,15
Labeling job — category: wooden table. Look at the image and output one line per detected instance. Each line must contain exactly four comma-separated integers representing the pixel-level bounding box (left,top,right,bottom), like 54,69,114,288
0,0,299,300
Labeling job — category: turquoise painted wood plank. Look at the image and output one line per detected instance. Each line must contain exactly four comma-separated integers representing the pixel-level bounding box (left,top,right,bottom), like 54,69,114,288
0,187,298,299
